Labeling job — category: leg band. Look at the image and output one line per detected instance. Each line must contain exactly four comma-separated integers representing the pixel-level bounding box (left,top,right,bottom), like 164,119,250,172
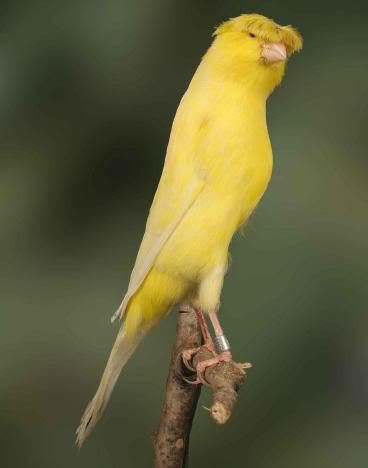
214,334,231,353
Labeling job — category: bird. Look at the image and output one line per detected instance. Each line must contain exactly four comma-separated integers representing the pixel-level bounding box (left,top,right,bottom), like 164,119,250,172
76,13,303,447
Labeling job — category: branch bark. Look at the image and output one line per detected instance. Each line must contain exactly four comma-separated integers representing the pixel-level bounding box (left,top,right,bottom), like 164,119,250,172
153,310,202,468
153,309,251,467
190,347,250,424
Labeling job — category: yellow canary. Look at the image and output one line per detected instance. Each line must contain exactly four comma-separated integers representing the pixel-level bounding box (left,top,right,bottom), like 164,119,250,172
76,13,302,446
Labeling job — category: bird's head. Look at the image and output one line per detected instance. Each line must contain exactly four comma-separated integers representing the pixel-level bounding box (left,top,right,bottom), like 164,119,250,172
208,14,303,97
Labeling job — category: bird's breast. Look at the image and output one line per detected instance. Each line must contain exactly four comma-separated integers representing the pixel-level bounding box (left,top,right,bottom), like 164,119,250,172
201,104,273,226
155,79,274,280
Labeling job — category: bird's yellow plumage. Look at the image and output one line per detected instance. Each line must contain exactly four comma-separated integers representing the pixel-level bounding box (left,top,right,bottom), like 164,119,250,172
76,13,302,446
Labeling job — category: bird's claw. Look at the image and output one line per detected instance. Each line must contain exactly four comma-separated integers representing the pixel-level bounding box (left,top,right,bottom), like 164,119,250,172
181,375,202,385
181,369,210,386
180,346,215,385
181,349,236,386
181,347,200,372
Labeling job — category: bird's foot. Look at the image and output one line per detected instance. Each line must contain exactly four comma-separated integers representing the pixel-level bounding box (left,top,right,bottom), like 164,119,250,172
181,347,201,372
182,350,233,385
181,343,217,384
196,350,232,383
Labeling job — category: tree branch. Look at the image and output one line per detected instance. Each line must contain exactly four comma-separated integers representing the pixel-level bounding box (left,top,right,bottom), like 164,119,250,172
153,309,251,467
189,346,250,424
153,310,202,468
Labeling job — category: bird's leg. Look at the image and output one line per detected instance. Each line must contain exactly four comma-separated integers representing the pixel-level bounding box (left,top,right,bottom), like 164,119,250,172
184,264,233,381
180,305,215,371
208,309,232,361
194,309,232,378
195,309,215,352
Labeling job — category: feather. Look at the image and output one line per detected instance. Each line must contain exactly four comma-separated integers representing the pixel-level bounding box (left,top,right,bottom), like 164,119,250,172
111,150,205,323
75,326,146,448
76,267,188,446
77,13,303,447
214,13,303,53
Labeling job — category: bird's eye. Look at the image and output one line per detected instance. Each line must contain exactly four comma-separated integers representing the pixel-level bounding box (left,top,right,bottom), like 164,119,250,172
249,32,256,38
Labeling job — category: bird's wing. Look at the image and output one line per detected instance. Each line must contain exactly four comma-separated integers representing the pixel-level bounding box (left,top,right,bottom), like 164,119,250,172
111,141,204,322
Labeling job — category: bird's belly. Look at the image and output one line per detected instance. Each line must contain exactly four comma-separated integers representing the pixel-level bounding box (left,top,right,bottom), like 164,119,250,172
155,156,272,282
155,207,231,283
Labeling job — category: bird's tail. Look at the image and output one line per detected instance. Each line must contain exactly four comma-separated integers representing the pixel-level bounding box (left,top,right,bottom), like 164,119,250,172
75,324,148,447
76,267,186,447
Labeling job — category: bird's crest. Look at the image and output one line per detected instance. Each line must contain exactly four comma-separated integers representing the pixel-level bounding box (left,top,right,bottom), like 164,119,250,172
214,13,303,54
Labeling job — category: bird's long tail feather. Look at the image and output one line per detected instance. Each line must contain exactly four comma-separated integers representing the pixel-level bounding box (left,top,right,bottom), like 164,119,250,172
76,267,186,447
75,325,148,448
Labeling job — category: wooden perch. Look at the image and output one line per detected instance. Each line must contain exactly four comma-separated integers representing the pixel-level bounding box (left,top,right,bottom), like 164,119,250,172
153,310,202,468
153,309,251,467
188,346,251,424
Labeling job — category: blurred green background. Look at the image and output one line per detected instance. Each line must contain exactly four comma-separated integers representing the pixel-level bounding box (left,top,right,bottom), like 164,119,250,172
1,0,368,466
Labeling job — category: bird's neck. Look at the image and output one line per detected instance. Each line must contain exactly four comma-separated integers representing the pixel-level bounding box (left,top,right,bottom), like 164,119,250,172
201,46,284,100
194,60,269,118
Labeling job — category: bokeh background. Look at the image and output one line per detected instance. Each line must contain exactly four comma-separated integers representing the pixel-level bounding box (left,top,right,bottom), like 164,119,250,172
1,0,368,466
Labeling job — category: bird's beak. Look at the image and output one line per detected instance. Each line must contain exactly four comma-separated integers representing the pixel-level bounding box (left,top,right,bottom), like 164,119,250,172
261,42,287,63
